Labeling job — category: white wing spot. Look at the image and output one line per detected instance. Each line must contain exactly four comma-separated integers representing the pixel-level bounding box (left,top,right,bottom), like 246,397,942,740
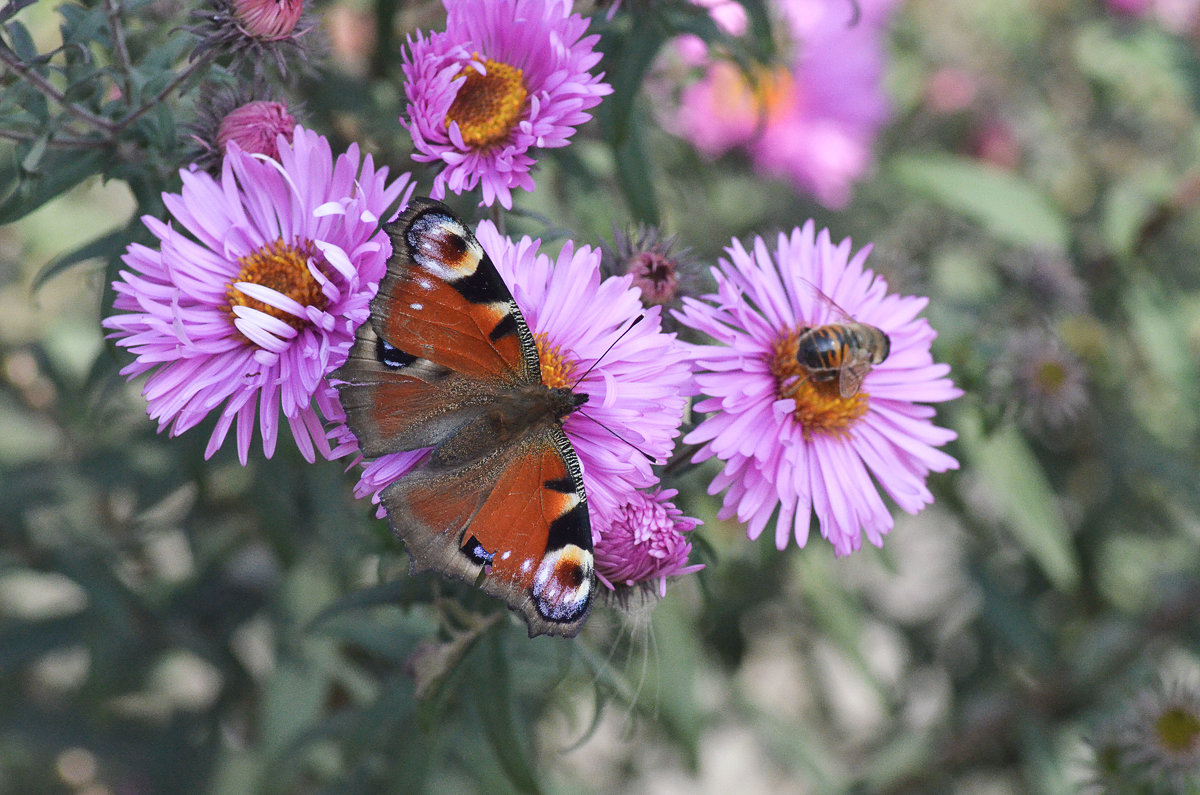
409,302,423,311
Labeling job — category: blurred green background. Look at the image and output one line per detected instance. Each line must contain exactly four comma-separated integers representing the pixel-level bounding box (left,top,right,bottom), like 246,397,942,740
4,0,1200,792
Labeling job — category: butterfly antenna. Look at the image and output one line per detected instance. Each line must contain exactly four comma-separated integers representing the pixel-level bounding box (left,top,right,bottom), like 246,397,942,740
571,315,645,389
569,315,658,462
576,411,661,465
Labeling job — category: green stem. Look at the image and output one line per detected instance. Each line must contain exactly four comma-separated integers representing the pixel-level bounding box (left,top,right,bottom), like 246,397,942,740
0,38,117,134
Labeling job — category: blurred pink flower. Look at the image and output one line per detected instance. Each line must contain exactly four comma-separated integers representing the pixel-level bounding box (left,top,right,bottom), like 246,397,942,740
668,0,900,208
1106,0,1154,16
1106,0,1200,32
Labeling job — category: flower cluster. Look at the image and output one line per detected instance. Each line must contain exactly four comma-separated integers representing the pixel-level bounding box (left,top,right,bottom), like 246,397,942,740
664,0,900,208
104,0,961,624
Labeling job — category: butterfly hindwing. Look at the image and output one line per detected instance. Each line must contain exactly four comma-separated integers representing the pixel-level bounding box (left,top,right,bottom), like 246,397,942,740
380,426,593,637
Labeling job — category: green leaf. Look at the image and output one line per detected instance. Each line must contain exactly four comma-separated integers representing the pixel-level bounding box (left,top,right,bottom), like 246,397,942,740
598,16,667,144
306,579,411,627
32,227,128,292
19,133,47,172
473,632,541,794
891,154,1070,250
612,121,660,225
5,19,39,62
956,408,1080,591
0,148,106,225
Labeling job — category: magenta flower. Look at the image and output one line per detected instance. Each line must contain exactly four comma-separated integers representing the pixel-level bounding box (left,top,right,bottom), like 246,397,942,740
667,0,899,208
675,222,961,556
216,100,296,160
352,222,694,529
594,488,703,596
104,126,414,465
187,85,298,173
400,0,612,209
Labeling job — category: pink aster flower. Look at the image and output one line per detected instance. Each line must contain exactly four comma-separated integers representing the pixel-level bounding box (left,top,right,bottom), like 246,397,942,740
400,0,612,209
352,222,693,529
675,222,961,556
667,0,899,208
103,126,414,465
594,488,704,596
1106,0,1200,32
186,84,298,173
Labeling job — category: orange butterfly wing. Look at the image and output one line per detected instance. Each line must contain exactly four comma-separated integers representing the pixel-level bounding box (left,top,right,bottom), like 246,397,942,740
333,199,594,637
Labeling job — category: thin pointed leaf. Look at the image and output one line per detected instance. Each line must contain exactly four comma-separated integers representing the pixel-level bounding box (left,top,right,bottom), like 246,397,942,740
473,632,542,794
892,154,1070,250
33,228,129,292
0,149,106,224
956,408,1080,591
613,121,659,225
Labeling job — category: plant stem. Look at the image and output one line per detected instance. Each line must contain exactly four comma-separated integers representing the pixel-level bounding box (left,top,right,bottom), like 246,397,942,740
0,39,117,134
103,0,134,100
0,127,109,149
113,51,214,132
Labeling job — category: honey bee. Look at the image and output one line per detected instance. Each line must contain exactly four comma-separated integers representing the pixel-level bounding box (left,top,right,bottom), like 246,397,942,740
793,281,890,399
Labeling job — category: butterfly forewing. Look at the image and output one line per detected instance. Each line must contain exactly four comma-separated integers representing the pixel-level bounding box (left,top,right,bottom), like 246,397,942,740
373,202,539,382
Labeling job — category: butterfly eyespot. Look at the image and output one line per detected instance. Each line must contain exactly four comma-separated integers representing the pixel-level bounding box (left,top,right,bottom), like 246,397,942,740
532,545,593,623
376,337,417,369
462,535,495,565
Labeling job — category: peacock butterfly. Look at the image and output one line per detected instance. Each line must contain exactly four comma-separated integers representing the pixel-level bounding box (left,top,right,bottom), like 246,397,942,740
333,198,595,638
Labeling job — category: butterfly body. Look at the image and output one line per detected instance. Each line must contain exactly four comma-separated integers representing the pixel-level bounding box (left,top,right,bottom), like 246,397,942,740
334,199,595,637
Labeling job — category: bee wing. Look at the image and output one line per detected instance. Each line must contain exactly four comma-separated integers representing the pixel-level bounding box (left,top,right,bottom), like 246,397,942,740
838,356,871,398
797,277,856,325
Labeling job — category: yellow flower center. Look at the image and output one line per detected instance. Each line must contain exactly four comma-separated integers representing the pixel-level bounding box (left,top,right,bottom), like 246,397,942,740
1156,707,1200,754
226,238,327,340
709,61,796,128
1034,359,1068,393
445,56,528,150
770,329,869,441
535,332,577,389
